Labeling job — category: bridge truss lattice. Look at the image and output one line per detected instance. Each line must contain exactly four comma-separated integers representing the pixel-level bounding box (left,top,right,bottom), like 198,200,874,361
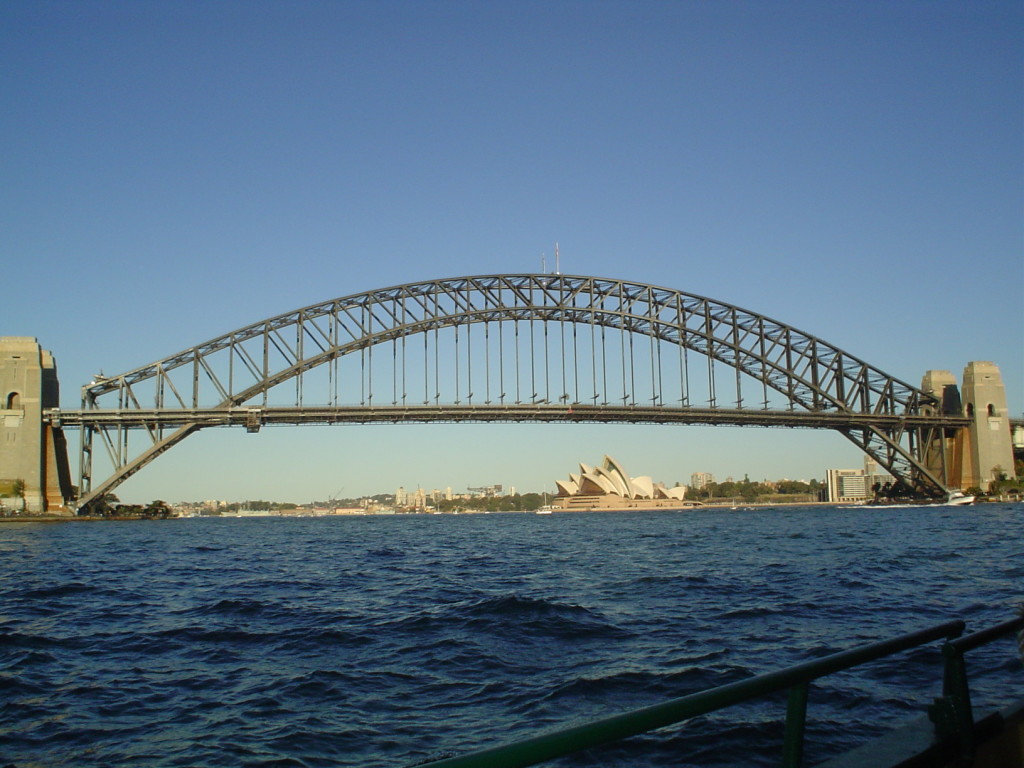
50,274,967,509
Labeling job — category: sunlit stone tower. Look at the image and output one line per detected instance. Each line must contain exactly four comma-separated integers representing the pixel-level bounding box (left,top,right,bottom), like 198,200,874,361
960,361,1015,491
922,362,1016,492
0,337,73,513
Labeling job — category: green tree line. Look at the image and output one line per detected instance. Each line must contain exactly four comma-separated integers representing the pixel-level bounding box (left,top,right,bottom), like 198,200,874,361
690,478,823,503
434,493,545,512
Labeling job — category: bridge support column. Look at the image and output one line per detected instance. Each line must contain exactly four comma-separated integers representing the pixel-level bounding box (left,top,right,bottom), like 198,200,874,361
921,362,1016,493
0,337,73,514
960,362,1015,492
920,370,964,490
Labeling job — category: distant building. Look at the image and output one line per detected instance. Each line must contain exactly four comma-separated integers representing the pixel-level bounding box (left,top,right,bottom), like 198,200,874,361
690,472,714,490
827,470,866,502
826,457,894,502
467,484,503,497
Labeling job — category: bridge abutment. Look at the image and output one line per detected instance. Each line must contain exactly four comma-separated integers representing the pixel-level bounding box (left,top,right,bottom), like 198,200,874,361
0,337,73,514
920,370,965,491
922,362,1016,493
961,361,1016,492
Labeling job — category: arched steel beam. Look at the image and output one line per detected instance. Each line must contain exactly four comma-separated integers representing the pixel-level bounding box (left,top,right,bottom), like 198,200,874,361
75,274,950,508
85,275,927,413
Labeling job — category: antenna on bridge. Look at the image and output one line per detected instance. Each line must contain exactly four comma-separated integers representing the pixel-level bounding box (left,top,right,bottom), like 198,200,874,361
555,242,560,275
541,253,546,274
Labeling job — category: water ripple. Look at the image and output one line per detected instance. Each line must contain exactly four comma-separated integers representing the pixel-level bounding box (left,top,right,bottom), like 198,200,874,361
0,503,1021,767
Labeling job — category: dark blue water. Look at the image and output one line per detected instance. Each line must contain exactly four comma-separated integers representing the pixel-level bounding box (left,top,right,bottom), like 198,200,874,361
1,504,1021,767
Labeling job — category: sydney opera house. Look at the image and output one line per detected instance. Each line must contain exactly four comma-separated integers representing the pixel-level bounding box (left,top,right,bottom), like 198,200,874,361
553,455,700,511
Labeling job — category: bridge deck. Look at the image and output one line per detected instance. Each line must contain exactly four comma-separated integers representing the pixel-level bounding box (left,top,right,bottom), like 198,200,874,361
47,405,971,431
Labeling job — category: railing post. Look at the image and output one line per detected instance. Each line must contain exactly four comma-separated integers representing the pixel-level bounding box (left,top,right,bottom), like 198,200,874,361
930,616,1023,767
929,642,975,767
781,682,810,768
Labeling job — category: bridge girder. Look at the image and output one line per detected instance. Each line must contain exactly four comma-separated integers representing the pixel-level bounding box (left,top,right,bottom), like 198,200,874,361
64,274,956,509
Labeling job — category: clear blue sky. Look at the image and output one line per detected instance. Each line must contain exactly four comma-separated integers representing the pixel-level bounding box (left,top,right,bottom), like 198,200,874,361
3,1,1021,503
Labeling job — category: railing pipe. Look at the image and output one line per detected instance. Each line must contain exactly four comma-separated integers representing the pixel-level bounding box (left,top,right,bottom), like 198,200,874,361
418,619,964,768
948,614,1024,654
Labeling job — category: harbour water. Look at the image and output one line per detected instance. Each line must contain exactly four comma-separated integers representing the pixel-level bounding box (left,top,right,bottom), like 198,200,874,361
1,503,1022,767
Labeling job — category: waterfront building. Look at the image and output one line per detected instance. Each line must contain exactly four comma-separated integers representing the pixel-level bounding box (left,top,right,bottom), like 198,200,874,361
555,455,696,510
826,458,895,503
827,470,866,502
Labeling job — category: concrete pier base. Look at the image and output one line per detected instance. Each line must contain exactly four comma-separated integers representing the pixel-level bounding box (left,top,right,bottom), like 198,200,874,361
0,337,73,514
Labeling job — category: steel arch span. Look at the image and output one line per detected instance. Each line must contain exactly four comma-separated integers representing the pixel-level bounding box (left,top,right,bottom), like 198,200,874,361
54,274,967,510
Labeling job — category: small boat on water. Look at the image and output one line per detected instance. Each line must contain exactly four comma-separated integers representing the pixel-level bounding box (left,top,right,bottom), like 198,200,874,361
945,491,975,506
535,490,554,514
870,491,976,508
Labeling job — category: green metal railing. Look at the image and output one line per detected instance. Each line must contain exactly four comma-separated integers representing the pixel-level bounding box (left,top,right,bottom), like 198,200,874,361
930,614,1024,765
414,616,1022,768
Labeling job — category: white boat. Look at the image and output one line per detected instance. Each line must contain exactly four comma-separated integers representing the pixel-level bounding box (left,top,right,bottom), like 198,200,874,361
870,491,977,508
946,492,975,506
535,489,554,514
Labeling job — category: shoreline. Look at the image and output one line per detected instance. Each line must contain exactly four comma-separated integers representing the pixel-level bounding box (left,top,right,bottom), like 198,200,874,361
2,497,1013,523
0,501,888,523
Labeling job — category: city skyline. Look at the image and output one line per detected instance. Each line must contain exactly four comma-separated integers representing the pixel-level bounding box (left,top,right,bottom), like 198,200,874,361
173,458,829,507
4,2,1020,503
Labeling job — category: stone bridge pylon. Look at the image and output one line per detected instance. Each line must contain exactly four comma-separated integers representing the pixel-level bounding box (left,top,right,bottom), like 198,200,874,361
0,337,74,514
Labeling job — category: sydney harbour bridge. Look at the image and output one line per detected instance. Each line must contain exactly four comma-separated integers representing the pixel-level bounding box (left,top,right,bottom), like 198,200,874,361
31,273,992,513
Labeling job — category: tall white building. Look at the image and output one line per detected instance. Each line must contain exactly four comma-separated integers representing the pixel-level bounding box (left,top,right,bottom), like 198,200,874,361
826,469,864,502
826,460,894,503
690,472,715,490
